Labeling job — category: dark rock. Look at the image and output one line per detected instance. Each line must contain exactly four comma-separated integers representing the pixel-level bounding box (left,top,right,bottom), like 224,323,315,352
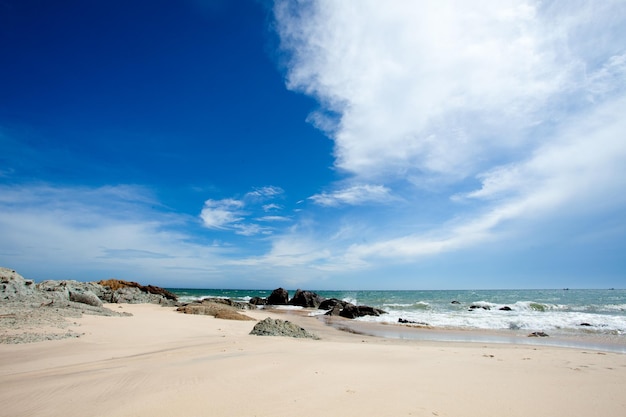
469,305,490,311
324,304,344,316
249,296,267,306
579,322,592,326
499,306,512,311
528,331,549,337
319,298,346,310
289,289,325,308
250,317,319,339
267,288,289,305
339,304,386,319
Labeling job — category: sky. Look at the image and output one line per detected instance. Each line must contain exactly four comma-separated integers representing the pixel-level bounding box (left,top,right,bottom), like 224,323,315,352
1,0,625,290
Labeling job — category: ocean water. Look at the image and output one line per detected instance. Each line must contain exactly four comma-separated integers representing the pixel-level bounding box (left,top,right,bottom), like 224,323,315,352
169,288,626,338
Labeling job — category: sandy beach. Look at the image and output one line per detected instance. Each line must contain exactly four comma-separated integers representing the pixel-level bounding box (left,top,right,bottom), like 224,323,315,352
1,304,625,417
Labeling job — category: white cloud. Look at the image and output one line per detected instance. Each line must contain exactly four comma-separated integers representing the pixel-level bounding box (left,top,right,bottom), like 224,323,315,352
199,186,289,235
309,184,393,207
245,186,284,200
199,198,245,229
0,184,228,284
274,0,626,183
271,0,626,271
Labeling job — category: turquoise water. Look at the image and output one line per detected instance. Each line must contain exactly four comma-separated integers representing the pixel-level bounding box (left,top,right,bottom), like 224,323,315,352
169,288,626,336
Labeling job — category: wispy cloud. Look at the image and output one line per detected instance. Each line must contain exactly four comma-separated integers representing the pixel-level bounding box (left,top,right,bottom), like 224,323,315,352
199,186,289,235
0,184,227,284
309,184,393,207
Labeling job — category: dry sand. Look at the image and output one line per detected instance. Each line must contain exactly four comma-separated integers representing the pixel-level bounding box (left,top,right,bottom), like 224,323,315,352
1,303,625,417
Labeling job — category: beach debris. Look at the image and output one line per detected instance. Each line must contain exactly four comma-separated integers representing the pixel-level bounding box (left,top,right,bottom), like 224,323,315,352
528,331,549,337
249,317,319,339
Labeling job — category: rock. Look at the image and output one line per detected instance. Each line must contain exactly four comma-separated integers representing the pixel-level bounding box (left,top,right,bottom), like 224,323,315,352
398,318,431,327
197,297,254,310
249,296,267,306
97,279,178,305
324,304,344,316
267,288,289,305
579,322,592,327
177,301,255,321
499,306,513,311
249,317,319,339
528,331,549,337
469,305,490,311
0,268,37,301
319,298,346,310
339,304,386,319
289,289,325,308
69,290,103,307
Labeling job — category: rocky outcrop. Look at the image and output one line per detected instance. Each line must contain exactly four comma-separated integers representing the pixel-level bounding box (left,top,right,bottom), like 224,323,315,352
267,287,289,305
0,267,37,301
97,279,178,305
249,317,319,339
289,289,324,308
0,267,177,307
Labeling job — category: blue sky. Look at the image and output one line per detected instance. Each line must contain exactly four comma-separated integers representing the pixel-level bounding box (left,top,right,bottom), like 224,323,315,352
1,0,625,289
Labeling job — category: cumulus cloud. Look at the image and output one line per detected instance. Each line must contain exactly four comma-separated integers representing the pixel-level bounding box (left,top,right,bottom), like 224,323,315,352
273,0,626,264
309,184,393,207
274,0,626,182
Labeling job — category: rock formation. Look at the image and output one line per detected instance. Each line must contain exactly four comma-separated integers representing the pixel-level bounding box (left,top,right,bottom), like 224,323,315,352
249,317,319,339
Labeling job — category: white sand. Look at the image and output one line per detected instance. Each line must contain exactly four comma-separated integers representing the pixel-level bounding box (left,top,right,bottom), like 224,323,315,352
1,303,625,417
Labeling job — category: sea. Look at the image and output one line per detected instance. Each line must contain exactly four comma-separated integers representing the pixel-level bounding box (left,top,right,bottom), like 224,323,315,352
169,288,626,351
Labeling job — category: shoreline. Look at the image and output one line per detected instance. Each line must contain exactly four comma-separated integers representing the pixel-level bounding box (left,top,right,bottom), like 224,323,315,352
272,307,626,354
2,303,626,417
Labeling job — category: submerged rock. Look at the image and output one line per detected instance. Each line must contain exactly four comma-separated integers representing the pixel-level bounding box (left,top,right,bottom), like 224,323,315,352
249,317,319,339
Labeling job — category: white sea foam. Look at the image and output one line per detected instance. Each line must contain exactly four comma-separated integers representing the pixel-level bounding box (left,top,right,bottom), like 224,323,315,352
359,308,626,335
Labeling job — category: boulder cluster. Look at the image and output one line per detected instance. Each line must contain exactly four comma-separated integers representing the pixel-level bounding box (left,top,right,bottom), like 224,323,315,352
1,267,178,307
1,267,180,344
251,288,387,319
